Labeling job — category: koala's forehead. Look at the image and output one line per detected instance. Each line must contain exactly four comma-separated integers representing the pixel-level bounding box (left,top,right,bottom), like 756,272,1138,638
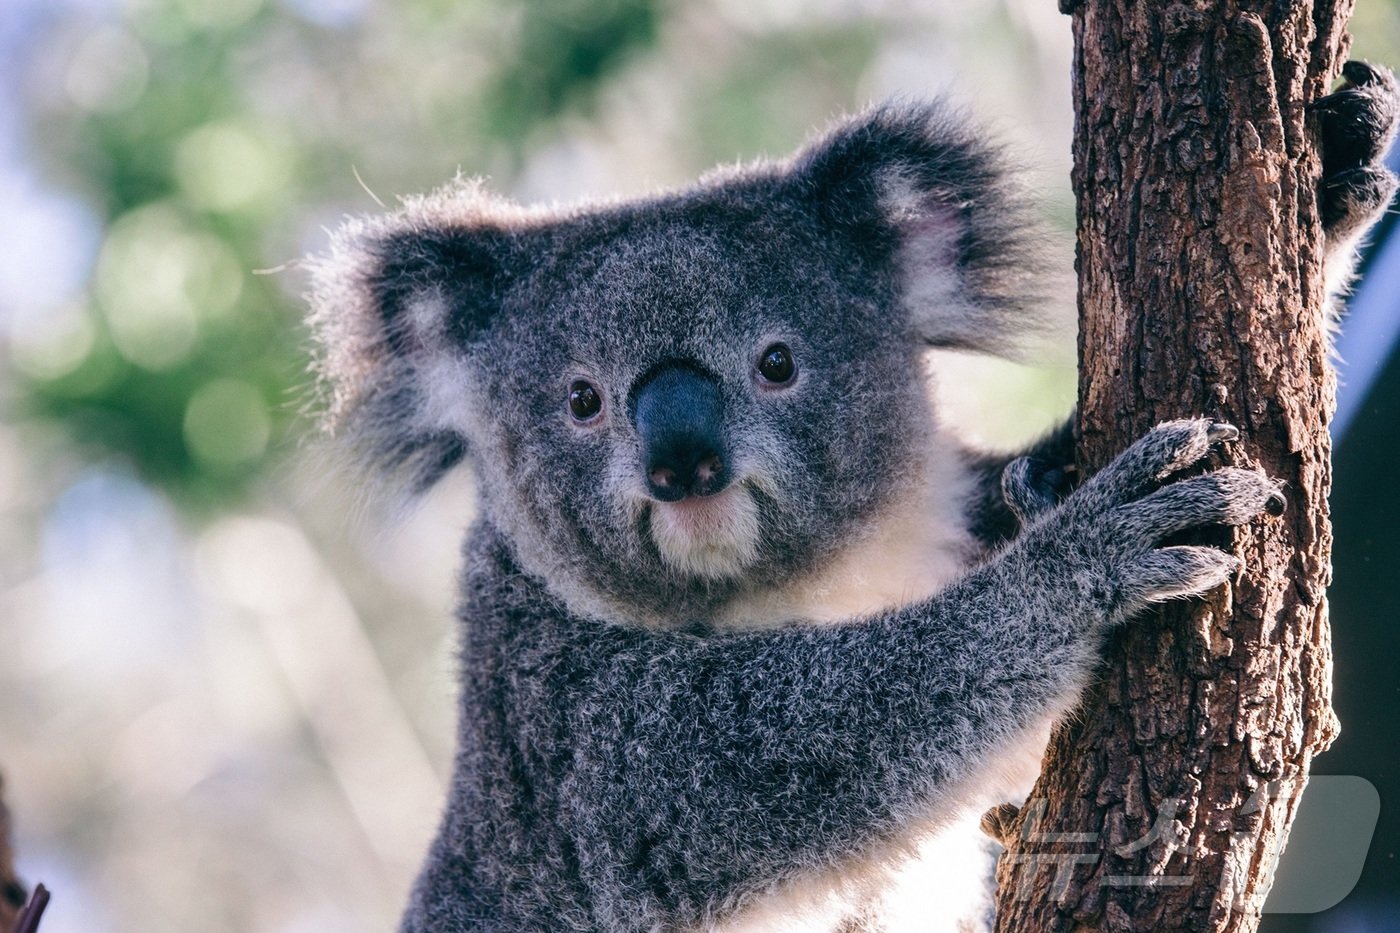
492,193,884,373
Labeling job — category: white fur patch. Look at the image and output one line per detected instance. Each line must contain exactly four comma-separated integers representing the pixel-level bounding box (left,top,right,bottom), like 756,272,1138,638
415,351,473,434
399,290,479,436
879,173,986,351
897,236,982,345
718,423,977,629
649,485,761,580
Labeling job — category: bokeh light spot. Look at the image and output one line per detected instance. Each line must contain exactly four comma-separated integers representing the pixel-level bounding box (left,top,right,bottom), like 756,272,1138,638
280,0,372,28
94,204,244,369
175,121,291,213
9,302,98,381
183,379,272,467
64,26,151,113
0,176,99,323
197,515,321,616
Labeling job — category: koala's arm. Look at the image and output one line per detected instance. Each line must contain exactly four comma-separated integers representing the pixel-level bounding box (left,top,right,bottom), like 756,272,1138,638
425,421,1274,930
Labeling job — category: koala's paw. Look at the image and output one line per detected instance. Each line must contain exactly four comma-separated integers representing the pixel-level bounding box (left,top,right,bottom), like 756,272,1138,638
1311,61,1400,240
1001,456,1073,526
1040,419,1279,624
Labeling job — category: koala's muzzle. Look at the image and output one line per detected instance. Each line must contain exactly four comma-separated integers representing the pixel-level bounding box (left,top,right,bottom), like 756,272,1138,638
632,366,731,502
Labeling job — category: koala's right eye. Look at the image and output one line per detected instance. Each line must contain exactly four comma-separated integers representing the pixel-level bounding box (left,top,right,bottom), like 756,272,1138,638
569,381,603,421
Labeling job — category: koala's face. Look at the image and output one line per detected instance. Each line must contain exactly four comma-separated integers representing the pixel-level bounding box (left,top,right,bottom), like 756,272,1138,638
309,104,1035,621
470,202,929,613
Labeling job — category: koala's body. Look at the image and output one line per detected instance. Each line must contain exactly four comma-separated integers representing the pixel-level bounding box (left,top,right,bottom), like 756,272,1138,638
307,65,1399,932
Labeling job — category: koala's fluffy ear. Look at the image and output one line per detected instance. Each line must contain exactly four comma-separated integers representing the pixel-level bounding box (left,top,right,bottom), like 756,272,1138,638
790,102,1048,357
305,179,525,492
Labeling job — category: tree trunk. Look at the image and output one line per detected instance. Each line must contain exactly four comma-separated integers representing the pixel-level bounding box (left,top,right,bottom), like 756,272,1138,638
993,2,1350,930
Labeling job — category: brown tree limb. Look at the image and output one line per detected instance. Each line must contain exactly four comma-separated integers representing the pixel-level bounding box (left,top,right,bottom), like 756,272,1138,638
993,2,1350,930
11,885,48,933
0,772,28,932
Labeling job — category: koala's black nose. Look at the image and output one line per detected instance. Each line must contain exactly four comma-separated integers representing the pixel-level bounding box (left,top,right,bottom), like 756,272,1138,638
632,365,731,502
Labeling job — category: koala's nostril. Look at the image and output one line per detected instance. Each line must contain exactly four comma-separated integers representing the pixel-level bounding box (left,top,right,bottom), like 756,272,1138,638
696,456,722,482
650,465,679,490
645,446,727,501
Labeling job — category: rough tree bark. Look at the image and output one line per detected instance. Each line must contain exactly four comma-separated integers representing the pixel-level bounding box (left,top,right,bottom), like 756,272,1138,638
993,2,1349,930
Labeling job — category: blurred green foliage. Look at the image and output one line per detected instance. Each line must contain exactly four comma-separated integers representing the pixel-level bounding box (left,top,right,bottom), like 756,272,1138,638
12,0,678,512
484,0,662,142
18,5,302,510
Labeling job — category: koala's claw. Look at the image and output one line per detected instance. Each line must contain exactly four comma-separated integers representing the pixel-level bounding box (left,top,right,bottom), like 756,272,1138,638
1342,60,1391,89
1320,166,1399,234
1016,419,1276,625
1206,422,1239,443
1311,60,1399,167
979,802,1021,847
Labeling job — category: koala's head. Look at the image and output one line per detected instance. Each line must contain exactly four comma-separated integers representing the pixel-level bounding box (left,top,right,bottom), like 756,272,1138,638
307,102,1040,624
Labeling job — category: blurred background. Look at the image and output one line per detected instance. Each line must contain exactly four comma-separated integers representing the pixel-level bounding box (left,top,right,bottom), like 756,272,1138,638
0,1,1397,930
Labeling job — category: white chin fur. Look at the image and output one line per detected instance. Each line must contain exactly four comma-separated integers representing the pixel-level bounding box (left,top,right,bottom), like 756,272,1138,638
649,486,760,580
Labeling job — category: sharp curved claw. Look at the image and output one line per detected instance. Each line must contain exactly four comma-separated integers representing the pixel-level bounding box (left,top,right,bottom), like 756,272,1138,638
1207,422,1239,443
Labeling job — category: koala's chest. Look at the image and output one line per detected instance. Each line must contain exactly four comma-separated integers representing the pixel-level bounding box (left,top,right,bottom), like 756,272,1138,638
705,448,1040,932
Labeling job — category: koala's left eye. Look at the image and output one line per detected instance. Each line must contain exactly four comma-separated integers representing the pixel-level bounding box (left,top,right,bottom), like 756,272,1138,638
757,343,796,385
569,381,603,421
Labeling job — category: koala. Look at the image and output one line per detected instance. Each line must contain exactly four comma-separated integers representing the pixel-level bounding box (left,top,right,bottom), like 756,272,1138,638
305,62,1399,932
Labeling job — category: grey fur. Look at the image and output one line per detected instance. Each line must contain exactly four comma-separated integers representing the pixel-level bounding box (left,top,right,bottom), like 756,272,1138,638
302,82,1399,931
398,419,1267,932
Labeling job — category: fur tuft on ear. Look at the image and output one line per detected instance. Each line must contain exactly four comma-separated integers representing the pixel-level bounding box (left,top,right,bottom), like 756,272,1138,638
303,177,529,492
789,101,1053,358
